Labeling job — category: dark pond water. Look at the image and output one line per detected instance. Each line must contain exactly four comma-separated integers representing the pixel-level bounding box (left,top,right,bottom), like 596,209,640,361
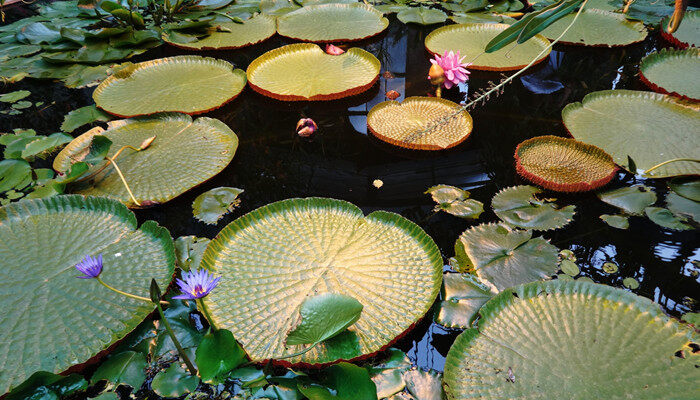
2,8,698,379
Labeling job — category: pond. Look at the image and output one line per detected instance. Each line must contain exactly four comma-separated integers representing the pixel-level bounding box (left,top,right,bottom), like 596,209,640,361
1,1,699,399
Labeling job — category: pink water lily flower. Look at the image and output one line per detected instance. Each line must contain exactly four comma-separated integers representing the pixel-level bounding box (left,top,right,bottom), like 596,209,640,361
429,51,471,89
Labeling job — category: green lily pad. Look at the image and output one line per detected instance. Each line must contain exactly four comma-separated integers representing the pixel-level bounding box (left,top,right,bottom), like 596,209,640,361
247,43,380,101
639,48,700,101
93,56,247,117
645,206,694,231
163,14,276,50
491,185,576,231
5,372,87,400
92,351,148,389
174,236,210,271
151,364,199,397
425,184,483,219
200,198,443,364
661,10,700,48
541,9,647,47
0,195,175,395
669,176,700,201
450,12,516,24
563,90,700,178
666,192,700,223
436,272,494,329
61,104,113,133
397,7,448,25
286,293,363,345
597,185,657,215
622,276,640,290
425,24,551,71
192,187,244,225
277,3,388,42
559,259,580,277
443,280,700,400
599,214,630,229
54,114,238,208
457,223,559,291
0,90,31,103
195,329,246,384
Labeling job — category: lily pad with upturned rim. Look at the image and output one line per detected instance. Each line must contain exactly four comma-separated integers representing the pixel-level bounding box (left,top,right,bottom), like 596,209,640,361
541,9,647,47
0,195,175,395
425,23,551,71
368,97,473,150
515,135,617,192
661,10,699,48
639,48,700,101
562,90,700,177
162,14,276,50
93,56,247,117
491,185,576,231
53,114,238,208
277,3,388,42
199,197,443,365
246,43,380,101
443,280,700,400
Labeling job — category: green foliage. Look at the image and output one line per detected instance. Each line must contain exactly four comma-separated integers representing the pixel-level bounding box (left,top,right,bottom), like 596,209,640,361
599,214,630,229
195,329,247,384
286,293,364,346
192,187,244,225
492,185,576,231
396,7,448,25
644,207,694,231
5,372,87,400
597,185,657,215
91,351,148,389
298,363,378,400
151,364,199,397
0,90,31,103
174,235,211,270
425,184,483,219
436,272,494,329
669,176,700,202
61,105,112,133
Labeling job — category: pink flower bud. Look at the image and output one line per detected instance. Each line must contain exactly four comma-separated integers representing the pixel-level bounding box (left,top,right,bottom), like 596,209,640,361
385,90,400,100
296,118,318,137
325,44,345,55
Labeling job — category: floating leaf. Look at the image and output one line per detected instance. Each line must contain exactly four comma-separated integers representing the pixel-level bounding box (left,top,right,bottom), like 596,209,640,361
515,135,617,192
163,14,276,50
491,185,576,231
54,114,238,208
397,7,448,25
277,4,388,42
61,105,112,133
175,235,211,270
622,277,640,289
92,351,148,390
0,159,31,192
682,312,700,326
450,12,516,24
425,184,483,219
666,192,700,223
436,272,494,329
602,262,618,274
195,329,246,384
247,43,380,101
457,223,559,291
298,362,378,400
368,349,412,398
559,259,580,277
200,198,443,364
639,48,700,101
443,280,700,399
0,196,174,394
151,364,199,397
563,90,700,177
367,97,473,150
192,187,244,225
403,368,442,400
21,133,72,160
93,56,247,117
0,90,31,103
286,293,364,345
644,206,694,231
600,214,630,229
425,24,551,71
4,372,87,400
541,9,647,47
669,176,700,202
661,10,699,48
597,185,656,215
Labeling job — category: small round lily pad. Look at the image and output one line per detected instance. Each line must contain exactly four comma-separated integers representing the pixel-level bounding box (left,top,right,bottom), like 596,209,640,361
93,56,247,117
639,48,700,101
277,3,388,42
425,23,551,71
661,10,699,49
515,135,617,192
491,185,576,231
367,97,473,150
541,9,647,47
246,43,380,101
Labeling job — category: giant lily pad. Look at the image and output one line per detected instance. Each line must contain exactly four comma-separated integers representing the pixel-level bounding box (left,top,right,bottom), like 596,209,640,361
0,195,174,395
492,185,576,230
199,198,443,364
515,135,617,192
54,114,238,208
541,9,647,47
162,14,276,50
443,280,700,399
562,90,700,177
367,97,473,150
246,43,380,101
457,223,559,291
661,10,699,48
639,48,700,101
425,24,551,71
277,4,388,42
93,56,246,117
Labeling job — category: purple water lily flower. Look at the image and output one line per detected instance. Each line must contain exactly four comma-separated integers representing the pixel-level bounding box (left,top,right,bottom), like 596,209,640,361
75,254,103,279
173,269,221,300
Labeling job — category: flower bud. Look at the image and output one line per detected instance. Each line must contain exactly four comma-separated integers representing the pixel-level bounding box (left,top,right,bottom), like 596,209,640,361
296,118,318,137
139,135,156,150
325,44,345,55
428,64,445,86
385,90,400,100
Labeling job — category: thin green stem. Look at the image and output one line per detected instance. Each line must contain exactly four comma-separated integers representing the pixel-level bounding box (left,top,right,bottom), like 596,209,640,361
107,157,141,206
156,302,198,375
276,342,319,360
74,145,141,183
642,158,700,176
96,277,168,305
196,298,217,331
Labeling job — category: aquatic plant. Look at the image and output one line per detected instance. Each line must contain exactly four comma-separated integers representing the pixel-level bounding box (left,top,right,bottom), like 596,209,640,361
428,50,471,89
492,185,576,230
296,118,318,137
436,272,494,329
425,184,483,218
192,187,244,225
276,3,389,42
74,254,104,279
639,48,700,101
661,10,700,48
173,269,221,300
540,8,648,47
162,14,276,50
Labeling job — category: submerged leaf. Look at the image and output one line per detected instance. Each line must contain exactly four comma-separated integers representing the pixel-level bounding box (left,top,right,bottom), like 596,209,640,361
192,187,244,225
492,185,576,230
286,293,363,345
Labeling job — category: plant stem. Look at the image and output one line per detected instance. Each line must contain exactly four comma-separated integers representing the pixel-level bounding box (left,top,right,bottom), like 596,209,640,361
642,158,700,176
196,298,217,331
107,156,141,206
156,301,198,375
96,277,169,305
75,145,141,183
276,342,319,360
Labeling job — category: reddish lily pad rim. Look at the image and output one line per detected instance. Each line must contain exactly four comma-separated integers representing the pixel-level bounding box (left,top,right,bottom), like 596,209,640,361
515,135,618,192
660,11,698,49
367,97,474,151
638,48,700,102
246,43,380,101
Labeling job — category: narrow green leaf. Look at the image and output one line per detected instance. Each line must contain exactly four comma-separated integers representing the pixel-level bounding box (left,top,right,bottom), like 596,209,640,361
485,1,562,52
195,329,247,384
517,0,584,44
150,279,161,304
286,293,363,346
